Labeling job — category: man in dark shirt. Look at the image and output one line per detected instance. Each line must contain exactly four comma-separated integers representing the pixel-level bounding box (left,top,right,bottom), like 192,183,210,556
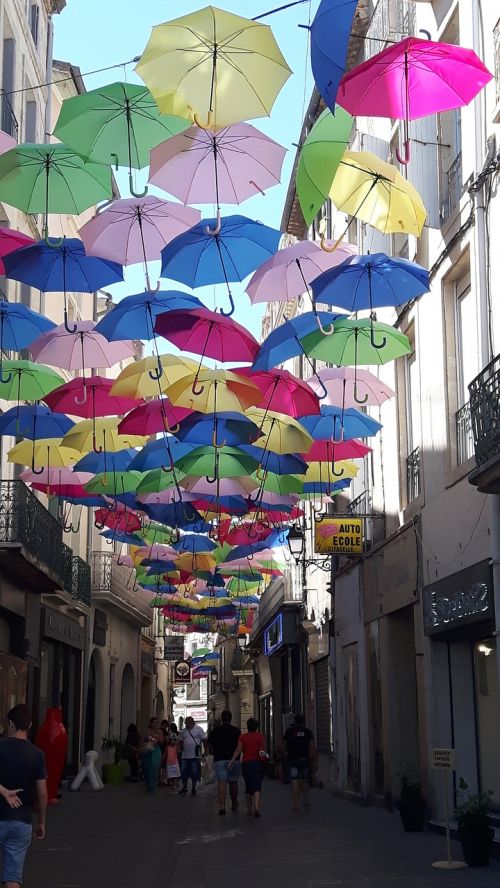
208,710,241,815
0,703,47,888
283,714,316,812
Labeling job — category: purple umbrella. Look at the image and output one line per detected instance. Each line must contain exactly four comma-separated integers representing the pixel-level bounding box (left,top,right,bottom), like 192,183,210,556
246,240,357,305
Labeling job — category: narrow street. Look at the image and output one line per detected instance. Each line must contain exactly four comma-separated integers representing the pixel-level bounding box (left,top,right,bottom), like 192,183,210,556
26,779,500,888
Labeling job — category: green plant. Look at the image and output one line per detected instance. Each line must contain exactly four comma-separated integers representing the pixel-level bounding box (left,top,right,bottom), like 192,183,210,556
397,765,423,802
456,778,493,832
101,736,125,765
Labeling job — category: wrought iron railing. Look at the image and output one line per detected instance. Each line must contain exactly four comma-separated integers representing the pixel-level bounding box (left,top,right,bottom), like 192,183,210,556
469,354,500,467
92,551,152,622
1,91,18,140
406,447,420,502
348,490,371,516
456,401,474,465
72,555,91,606
440,152,462,222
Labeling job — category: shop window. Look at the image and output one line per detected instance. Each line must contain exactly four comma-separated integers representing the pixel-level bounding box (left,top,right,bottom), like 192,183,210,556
474,637,500,810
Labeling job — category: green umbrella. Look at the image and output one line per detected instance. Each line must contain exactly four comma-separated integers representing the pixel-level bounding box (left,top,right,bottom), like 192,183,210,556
300,317,411,366
142,522,176,544
0,360,64,401
175,446,259,481
0,144,113,241
250,470,304,495
53,82,189,197
85,470,144,495
296,107,353,227
136,468,186,495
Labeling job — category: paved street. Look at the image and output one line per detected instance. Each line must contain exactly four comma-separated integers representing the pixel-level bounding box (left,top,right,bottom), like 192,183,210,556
24,777,500,888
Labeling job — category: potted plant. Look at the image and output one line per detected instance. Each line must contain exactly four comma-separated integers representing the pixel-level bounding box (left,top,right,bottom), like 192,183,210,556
101,737,125,786
456,778,494,866
397,768,426,832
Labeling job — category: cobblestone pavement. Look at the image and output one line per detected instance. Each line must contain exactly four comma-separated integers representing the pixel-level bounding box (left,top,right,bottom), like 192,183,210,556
24,778,500,888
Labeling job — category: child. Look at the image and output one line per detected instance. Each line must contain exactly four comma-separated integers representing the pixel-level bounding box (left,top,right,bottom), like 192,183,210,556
164,736,181,792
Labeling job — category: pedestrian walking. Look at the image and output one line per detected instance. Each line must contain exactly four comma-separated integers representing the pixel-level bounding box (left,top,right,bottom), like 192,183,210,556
0,703,47,888
163,736,181,792
140,717,162,793
228,717,267,818
159,720,169,785
208,710,241,815
124,723,141,783
178,716,206,796
283,714,316,812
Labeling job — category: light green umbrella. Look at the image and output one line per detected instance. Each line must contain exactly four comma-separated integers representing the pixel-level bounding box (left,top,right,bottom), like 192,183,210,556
53,82,189,197
0,360,64,401
300,317,411,366
175,446,259,480
0,143,113,241
136,467,185,495
85,470,145,495
296,107,353,227
250,470,304,495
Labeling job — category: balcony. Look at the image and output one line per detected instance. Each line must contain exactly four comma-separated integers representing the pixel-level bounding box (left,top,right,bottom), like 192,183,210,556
406,447,421,503
0,479,74,591
440,152,462,222
250,573,303,641
468,355,500,493
456,401,474,466
91,551,152,627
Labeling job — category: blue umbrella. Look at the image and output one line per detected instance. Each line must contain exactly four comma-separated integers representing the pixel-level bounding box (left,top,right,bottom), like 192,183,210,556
301,405,382,442
128,438,196,472
64,494,106,507
239,444,308,476
100,528,146,546
193,493,248,514
0,404,74,439
4,238,123,332
310,0,358,113
312,253,430,315
0,299,55,380
252,310,343,388
175,533,218,553
143,560,178,573
176,412,261,448
160,215,282,316
140,501,204,529
94,289,203,341
74,448,137,474
303,478,352,495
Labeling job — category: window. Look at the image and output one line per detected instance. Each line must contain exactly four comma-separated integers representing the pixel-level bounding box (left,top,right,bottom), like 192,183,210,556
439,108,462,222
1,38,18,139
29,4,39,46
25,99,37,143
404,326,421,502
455,275,479,463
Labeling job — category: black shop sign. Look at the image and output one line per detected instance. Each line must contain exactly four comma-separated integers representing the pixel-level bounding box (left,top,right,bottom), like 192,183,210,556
423,560,494,636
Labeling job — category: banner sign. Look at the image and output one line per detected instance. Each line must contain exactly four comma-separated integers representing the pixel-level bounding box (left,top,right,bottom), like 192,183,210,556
163,636,185,662
314,517,363,555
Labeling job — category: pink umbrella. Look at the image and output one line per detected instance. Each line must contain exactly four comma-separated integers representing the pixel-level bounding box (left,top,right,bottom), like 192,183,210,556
44,376,143,417
78,196,200,289
0,227,36,274
149,123,286,209
118,398,192,437
233,367,321,418
337,37,492,164
0,131,16,155
155,307,260,367
136,489,198,506
180,476,258,498
307,367,394,407
304,439,372,462
30,321,134,373
246,240,357,304
20,467,94,486
135,544,179,560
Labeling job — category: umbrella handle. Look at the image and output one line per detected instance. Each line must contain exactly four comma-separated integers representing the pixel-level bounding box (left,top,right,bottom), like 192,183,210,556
162,415,180,435
320,233,342,253
395,139,411,166
110,152,119,171
45,232,64,248
419,29,431,39
313,503,326,518
256,466,268,482
0,365,13,385
212,429,227,449
192,109,215,130
63,309,77,334
205,474,217,484
331,462,344,477
129,172,148,198
161,461,175,473
192,378,205,396
370,326,387,350
74,385,88,406
93,434,103,454
205,210,222,236
315,312,335,336
148,357,163,380
219,289,235,317
353,382,368,405
31,462,45,475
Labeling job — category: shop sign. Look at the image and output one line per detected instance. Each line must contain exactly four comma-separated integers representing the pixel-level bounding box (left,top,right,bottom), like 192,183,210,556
43,608,84,650
423,560,493,636
163,636,185,662
189,709,207,721
174,659,191,682
264,613,283,656
431,748,455,770
314,517,363,555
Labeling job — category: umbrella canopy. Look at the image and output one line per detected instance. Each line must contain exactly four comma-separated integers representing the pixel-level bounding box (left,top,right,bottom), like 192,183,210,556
79,196,200,268
155,307,259,364
8,437,79,470
252,310,343,374
175,412,261,448
310,0,358,113
149,123,286,205
118,399,191,437
300,317,411,366
74,448,137,475
0,227,35,274
86,470,144,496
233,367,320,418
53,81,189,179
166,370,261,415
94,290,203,342
245,409,313,454
296,108,354,225
30,321,134,372
239,445,307,476
0,299,55,364
111,355,199,399
0,360,64,401
307,367,394,408
300,406,382,441
305,460,359,483
135,467,185,495
184,477,257,498
0,405,73,439
135,6,291,127
304,439,372,462
312,253,430,313
44,376,142,418
330,151,427,236
175,445,259,479
63,418,146,453
128,438,195,473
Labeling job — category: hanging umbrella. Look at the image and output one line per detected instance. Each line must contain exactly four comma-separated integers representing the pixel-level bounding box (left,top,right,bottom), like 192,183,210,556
307,367,395,408
160,215,282,315
0,227,35,273
111,354,199,399
175,445,259,480
135,467,186,496
128,438,196,473
20,466,93,488
304,439,372,462
79,196,200,276
233,367,320,418
44,376,142,418
184,477,257,498
175,412,260,448
249,471,304,496
176,533,218,554
300,406,382,442
252,311,343,383
118,399,191,437
135,6,291,128
166,369,261,415
0,360,64,402
338,37,492,164
330,151,427,237
30,321,133,376
149,123,286,214
95,504,142,534
0,143,113,241
4,238,123,332
0,298,55,382
136,488,198,507
310,0,358,114
245,409,313,455
155,307,259,369
312,253,430,314
95,290,203,342
296,108,354,226
74,448,137,475
239,445,307,476
246,239,356,305
85,470,144,496
63,418,146,454
0,404,73,439
8,437,79,473
305,460,359,483
53,82,189,194
300,317,411,365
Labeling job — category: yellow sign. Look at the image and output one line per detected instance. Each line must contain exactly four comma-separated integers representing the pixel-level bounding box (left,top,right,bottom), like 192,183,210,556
314,517,363,555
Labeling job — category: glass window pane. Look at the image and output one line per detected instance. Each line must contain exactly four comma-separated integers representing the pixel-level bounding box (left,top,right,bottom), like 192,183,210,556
457,285,480,405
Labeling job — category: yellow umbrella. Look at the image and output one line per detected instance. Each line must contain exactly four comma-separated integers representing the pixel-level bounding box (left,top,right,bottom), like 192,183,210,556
330,150,426,236
111,355,199,400
166,370,260,415
175,551,216,573
245,408,313,454
8,437,79,470
136,6,291,128
305,460,359,483
62,418,146,453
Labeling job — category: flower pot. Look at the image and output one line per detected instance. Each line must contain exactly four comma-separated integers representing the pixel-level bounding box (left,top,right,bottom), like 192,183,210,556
35,707,68,805
398,797,426,832
459,826,494,866
102,763,124,786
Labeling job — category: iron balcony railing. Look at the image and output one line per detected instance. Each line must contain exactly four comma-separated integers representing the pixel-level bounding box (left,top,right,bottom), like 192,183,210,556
92,551,152,623
469,354,500,467
440,152,463,222
406,446,421,503
72,555,91,607
456,401,474,465
1,91,18,140
347,490,372,517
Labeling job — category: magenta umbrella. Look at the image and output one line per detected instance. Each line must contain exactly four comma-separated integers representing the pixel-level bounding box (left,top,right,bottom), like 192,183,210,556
118,399,192,437
337,37,492,164
155,307,260,372
246,240,357,305
20,466,94,486
233,367,321,418
307,367,394,408
30,321,133,374
44,375,142,416
78,196,200,289
0,227,36,273
149,123,286,213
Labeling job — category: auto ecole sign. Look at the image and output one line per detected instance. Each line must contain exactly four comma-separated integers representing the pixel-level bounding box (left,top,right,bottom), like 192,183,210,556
314,517,363,555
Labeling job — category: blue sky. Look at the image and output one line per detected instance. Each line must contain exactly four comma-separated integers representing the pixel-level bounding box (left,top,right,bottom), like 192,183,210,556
53,0,317,339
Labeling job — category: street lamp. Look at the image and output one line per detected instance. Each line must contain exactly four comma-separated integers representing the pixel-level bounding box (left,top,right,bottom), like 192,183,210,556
287,525,305,562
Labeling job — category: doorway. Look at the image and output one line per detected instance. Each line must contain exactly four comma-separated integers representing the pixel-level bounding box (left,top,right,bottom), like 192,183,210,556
120,663,135,739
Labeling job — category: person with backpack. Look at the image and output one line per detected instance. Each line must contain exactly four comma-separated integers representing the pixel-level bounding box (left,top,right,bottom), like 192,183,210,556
283,714,316,812
178,717,206,796
208,710,241,815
